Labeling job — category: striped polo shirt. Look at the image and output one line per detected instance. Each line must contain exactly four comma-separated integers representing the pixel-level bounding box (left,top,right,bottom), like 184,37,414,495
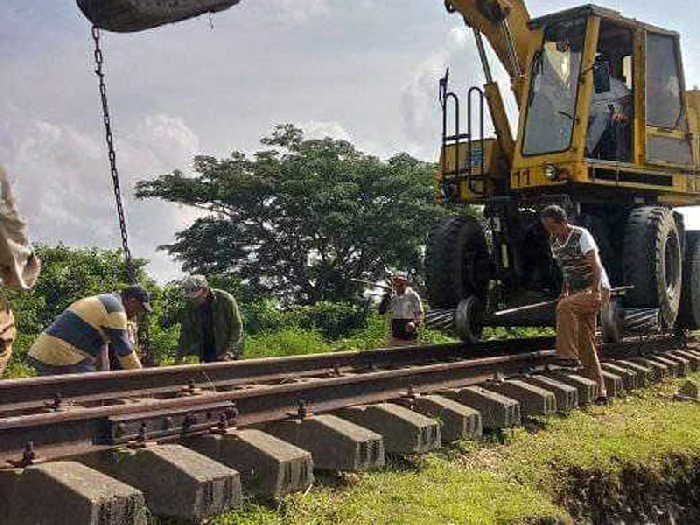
29,294,141,369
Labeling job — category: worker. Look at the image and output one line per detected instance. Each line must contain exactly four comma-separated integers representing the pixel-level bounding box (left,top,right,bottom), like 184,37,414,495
0,166,41,376
587,54,632,161
27,286,149,375
378,273,424,347
540,205,610,404
177,275,244,363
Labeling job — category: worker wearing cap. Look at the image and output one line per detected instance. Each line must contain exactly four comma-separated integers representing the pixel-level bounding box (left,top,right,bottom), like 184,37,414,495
378,273,424,347
27,285,149,375
541,205,610,404
178,275,244,362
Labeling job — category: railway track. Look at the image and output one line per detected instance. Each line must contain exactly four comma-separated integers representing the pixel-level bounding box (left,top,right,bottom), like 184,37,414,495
0,334,695,524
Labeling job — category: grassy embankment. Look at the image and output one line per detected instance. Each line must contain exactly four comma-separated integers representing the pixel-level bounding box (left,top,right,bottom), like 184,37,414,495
200,371,700,525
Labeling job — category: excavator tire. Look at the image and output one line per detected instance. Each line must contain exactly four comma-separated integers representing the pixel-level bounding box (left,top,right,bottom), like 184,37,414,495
425,215,491,308
677,231,700,330
623,207,682,329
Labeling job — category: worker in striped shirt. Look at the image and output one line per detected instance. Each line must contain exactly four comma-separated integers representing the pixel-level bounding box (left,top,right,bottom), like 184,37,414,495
27,286,151,375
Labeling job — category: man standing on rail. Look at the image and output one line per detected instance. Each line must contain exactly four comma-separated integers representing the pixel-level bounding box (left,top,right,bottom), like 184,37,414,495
27,286,149,375
541,205,609,404
378,273,424,347
177,275,244,363
0,166,41,376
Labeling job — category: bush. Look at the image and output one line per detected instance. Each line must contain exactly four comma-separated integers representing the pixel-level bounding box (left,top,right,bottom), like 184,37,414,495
243,300,370,339
244,328,331,359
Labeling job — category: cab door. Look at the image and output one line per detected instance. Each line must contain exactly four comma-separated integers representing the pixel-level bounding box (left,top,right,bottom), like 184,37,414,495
644,31,693,168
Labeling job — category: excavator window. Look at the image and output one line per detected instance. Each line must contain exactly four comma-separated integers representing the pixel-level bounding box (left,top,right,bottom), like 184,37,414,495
645,32,693,165
646,33,684,130
586,21,634,162
522,18,588,156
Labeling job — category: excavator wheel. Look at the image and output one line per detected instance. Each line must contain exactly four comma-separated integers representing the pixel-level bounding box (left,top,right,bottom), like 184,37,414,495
454,295,484,343
600,297,625,343
623,207,682,329
425,215,491,309
677,231,700,330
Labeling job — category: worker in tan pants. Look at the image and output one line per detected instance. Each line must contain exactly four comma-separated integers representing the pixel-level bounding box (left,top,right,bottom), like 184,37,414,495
0,304,16,375
541,205,609,404
0,166,41,376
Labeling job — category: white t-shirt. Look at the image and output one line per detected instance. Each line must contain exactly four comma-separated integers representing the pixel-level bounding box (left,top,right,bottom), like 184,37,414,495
575,229,611,290
388,288,423,320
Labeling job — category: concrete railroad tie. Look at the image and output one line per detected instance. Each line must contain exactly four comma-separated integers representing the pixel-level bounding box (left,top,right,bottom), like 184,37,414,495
0,352,686,523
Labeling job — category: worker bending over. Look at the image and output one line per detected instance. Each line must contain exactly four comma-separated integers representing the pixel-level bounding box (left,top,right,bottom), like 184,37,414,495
541,205,609,404
178,275,244,362
28,286,149,375
0,166,41,376
378,273,424,347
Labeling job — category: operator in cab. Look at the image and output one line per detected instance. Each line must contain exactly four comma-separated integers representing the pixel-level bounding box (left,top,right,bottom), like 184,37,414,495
378,273,424,347
540,205,610,405
587,53,632,161
27,286,149,375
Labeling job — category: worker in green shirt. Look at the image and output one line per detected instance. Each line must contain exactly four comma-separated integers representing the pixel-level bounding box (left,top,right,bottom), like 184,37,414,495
177,275,244,362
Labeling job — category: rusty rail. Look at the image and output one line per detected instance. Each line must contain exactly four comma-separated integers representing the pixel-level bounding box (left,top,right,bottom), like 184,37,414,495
0,349,555,466
0,336,556,416
0,333,688,468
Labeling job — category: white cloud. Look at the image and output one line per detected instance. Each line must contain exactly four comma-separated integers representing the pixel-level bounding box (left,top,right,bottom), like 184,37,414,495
2,106,204,282
300,120,354,142
243,0,330,25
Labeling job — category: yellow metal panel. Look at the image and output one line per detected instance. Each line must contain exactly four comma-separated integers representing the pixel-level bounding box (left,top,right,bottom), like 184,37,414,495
570,16,601,159
511,17,599,172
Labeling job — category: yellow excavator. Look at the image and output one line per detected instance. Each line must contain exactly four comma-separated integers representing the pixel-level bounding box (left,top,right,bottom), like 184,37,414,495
77,0,700,342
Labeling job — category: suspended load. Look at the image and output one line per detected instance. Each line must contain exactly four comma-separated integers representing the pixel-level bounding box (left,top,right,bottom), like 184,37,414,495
77,0,242,32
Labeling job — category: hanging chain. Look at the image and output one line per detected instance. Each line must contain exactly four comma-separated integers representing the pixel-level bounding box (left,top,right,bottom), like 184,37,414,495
91,26,136,284
91,27,154,365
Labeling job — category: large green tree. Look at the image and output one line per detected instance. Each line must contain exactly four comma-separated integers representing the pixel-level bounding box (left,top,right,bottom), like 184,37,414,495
136,125,446,304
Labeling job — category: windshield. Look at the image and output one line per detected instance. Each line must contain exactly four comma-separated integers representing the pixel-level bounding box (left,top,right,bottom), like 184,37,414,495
522,18,587,155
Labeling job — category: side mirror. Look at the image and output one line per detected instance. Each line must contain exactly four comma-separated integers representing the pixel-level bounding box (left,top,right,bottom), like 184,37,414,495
593,61,611,94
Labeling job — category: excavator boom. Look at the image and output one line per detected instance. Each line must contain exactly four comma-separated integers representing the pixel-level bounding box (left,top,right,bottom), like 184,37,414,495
447,0,534,102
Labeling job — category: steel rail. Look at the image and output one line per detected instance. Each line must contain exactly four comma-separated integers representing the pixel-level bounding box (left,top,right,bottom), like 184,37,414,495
0,349,554,466
0,336,557,415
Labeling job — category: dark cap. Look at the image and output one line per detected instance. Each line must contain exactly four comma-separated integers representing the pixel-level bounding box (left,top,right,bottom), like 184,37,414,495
121,285,152,313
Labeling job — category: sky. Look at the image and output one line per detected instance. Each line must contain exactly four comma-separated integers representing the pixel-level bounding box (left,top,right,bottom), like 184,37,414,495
2,1,700,282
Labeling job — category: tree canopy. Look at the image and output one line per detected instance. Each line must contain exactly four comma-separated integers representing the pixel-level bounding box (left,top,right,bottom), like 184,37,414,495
136,124,446,304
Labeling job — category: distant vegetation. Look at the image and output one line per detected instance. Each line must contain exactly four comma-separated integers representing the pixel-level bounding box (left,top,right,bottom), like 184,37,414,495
2,244,455,378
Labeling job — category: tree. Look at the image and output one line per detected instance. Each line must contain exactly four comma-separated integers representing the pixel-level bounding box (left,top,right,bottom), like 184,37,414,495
136,124,448,304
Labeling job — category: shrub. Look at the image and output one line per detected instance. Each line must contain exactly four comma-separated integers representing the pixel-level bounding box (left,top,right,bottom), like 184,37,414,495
244,328,332,359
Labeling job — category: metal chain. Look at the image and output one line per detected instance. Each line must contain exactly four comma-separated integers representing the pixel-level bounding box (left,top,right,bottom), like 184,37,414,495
91,27,154,365
91,26,136,284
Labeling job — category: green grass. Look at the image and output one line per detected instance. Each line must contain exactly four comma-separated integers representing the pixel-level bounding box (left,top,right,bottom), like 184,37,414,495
201,372,700,525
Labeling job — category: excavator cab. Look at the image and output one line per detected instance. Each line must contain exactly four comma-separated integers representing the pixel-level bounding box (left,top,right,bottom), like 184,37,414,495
511,6,697,199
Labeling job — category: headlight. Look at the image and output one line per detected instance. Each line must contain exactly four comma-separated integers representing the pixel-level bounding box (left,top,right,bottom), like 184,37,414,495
544,164,559,181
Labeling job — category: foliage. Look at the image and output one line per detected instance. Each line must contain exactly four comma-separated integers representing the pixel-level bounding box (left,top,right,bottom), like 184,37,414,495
243,299,371,339
244,328,332,360
136,124,447,305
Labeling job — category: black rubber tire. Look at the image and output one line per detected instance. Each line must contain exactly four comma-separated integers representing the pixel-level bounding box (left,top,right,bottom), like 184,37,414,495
454,295,484,343
677,231,700,330
425,216,491,308
622,207,682,329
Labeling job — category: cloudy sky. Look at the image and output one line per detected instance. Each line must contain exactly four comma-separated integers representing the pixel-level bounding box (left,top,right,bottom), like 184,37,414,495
2,1,700,282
